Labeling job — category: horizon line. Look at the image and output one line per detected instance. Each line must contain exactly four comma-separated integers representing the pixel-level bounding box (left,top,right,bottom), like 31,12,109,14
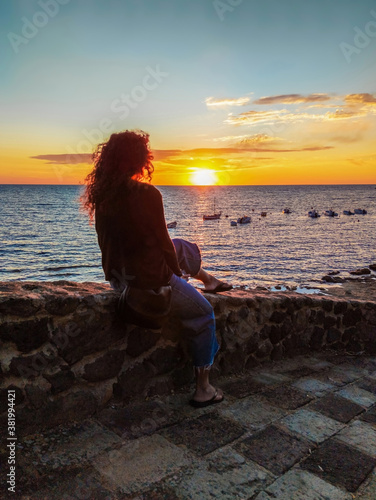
0,183,375,187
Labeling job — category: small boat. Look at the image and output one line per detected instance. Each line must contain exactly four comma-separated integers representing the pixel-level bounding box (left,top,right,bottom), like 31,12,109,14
237,216,251,224
282,208,291,214
260,211,267,217
167,221,177,229
324,210,338,217
308,210,320,218
343,210,354,215
230,220,237,226
203,212,221,221
354,208,367,215
203,198,221,220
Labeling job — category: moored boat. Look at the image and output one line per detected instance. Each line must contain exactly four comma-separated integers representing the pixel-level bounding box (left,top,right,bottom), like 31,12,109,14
343,210,354,215
167,221,177,228
237,216,251,224
324,210,338,217
354,208,367,215
282,208,291,214
308,210,320,218
203,212,221,220
203,198,221,220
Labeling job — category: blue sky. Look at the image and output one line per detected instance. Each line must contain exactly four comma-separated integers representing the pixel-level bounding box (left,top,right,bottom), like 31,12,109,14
1,0,375,184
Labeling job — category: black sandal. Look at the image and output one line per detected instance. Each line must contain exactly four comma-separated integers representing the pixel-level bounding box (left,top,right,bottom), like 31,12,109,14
189,389,224,408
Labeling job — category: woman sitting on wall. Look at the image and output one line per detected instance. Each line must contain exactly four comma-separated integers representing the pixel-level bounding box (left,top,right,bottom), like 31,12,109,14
81,130,231,407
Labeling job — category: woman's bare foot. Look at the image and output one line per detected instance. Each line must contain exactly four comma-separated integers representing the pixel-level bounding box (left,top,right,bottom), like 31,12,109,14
190,385,224,408
190,367,224,407
192,384,223,403
193,268,232,292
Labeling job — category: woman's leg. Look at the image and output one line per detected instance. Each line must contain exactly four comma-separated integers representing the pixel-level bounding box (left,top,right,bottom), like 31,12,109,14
169,273,223,403
194,367,223,403
172,238,232,292
193,267,231,292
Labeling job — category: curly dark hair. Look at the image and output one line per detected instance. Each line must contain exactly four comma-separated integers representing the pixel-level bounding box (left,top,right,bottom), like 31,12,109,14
80,130,154,222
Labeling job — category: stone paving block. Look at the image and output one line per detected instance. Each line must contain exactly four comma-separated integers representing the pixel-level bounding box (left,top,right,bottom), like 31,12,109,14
160,447,274,500
97,399,176,439
22,466,118,500
307,360,334,371
259,385,313,410
0,449,41,498
333,365,364,383
220,396,286,432
337,386,376,408
121,484,180,499
354,469,376,499
254,469,352,499
281,409,344,443
160,412,245,456
220,374,267,398
292,378,336,396
309,393,365,423
281,366,316,378
336,363,369,378
21,420,122,470
349,358,376,373
315,366,362,386
319,353,356,365
356,378,376,395
234,425,312,475
92,434,191,494
300,438,376,492
360,405,376,425
252,371,292,386
336,420,376,457
270,356,316,375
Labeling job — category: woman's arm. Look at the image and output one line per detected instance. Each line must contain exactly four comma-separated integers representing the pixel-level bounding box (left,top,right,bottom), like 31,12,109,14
149,188,182,277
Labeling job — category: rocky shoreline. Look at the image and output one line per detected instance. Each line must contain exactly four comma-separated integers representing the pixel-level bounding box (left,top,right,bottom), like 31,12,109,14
322,263,376,303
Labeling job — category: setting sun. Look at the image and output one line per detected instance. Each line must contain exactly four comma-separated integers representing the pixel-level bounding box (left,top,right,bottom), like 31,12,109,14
190,169,218,186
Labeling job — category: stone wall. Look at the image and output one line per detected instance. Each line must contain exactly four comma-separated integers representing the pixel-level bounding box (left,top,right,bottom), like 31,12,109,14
1,281,376,436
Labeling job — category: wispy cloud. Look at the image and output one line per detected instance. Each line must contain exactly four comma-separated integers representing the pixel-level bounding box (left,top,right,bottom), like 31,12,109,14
226,104,373,126
157,146,333,160
225,109,322,125
253,93,331,105
32,142,334,169
206,90,376,131
213,133,282,145
30,154,91,165
345,93,376,106
31,150,182,165
347,153,376,167
325,109,368,120
205,96,251,107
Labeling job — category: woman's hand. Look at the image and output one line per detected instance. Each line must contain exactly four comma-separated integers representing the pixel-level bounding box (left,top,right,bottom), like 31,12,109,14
180,269,191,281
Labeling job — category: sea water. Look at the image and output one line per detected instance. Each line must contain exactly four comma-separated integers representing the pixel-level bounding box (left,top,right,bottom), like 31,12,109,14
1,184,375,289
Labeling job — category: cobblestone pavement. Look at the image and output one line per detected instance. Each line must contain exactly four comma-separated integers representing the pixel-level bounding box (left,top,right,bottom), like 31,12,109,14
4,352,376,499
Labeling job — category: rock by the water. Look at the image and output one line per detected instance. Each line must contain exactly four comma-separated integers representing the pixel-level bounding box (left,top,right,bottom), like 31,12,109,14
350,268,371,276
322,275,343,283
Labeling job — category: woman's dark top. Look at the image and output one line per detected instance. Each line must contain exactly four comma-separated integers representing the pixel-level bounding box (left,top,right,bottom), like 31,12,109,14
95,181,182,289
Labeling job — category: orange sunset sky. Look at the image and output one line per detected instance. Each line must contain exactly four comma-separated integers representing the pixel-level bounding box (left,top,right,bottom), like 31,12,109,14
1,0,375,186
